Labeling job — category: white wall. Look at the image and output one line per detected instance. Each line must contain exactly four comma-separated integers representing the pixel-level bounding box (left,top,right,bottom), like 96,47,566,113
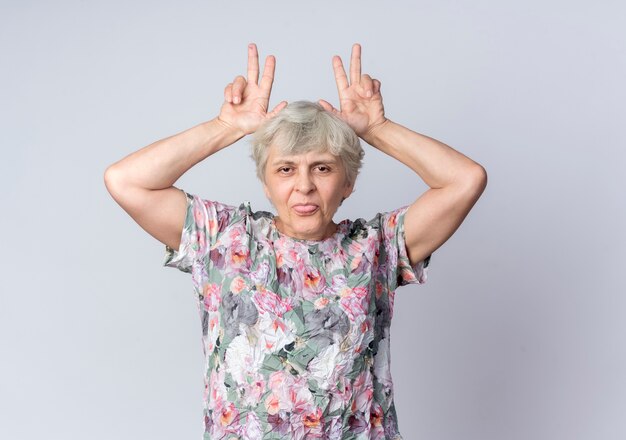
1,1,624,439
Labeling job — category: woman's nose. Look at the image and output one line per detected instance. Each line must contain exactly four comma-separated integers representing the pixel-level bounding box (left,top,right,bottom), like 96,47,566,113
295,171,316,193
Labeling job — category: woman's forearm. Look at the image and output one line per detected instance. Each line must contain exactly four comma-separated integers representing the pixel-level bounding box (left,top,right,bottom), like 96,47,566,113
105,117,244,190
362,119,484,189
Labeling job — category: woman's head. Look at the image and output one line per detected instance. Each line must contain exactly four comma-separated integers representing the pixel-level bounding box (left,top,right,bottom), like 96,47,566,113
250,100,365,240
250,100,364,186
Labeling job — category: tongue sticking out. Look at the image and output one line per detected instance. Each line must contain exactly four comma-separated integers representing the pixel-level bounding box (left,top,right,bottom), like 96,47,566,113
293,205,318,214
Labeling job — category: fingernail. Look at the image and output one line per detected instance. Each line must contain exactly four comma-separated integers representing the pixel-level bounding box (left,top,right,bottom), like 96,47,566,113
367,90,372,97
234,97,240,104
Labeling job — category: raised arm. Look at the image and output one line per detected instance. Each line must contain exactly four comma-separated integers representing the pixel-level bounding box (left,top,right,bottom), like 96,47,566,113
104,43,287,251
318,43,487,266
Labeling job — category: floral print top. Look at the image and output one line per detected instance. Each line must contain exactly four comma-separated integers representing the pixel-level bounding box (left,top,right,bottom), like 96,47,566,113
163,189,431,440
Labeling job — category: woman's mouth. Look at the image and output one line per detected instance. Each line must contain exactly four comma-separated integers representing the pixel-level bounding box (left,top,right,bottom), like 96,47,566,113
292,204,319,215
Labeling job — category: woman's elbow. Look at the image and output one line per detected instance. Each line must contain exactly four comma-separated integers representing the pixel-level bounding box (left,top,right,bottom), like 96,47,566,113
468,164,488,194
455,164,487,196
103,164,130,199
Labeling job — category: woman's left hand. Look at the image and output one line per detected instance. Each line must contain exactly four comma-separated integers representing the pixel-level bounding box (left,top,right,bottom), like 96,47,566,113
318,43,388,140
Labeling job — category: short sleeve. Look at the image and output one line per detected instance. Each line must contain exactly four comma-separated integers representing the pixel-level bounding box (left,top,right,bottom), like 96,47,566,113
162,189,238,273
380,205,431,290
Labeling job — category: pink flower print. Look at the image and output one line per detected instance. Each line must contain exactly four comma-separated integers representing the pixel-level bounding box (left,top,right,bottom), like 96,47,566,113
350,254,363,271
207,217,218,237
276,237,302,267
202,283,221,311
265,392,282,415
348,240,363,256
304,267,323,290
302,406,324,431
280,248,300,268
271,371,312,409
254,312,295,353
193,202,205,229
230,276,247,294
386,211,398,230
208,368,227,410
314,296,330,309
207,313,220,352
302,267,326,300
216,401,240,432
228,225,244,241
195,230,207,255
229,242,249,267
401,268,417,283
268,370,288,391
369,401,384,429
253,285,292,316
263,318,287,351
242,378,266,407
339,286,369,321
276,250,284,268
290,381,315,413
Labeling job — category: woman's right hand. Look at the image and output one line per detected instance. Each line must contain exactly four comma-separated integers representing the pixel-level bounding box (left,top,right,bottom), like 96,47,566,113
217,43,287,137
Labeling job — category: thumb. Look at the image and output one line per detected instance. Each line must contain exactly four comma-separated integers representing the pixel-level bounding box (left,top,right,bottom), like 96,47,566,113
267,100,288,118
317,99,340,115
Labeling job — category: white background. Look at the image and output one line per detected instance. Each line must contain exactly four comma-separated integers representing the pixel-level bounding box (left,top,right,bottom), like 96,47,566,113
1,1,624,439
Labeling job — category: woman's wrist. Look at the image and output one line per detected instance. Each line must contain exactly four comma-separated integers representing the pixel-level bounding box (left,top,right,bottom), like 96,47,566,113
361,118,392,146
214,115,247,139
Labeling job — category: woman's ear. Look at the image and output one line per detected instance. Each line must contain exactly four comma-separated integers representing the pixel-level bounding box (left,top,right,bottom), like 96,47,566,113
342,178,355,199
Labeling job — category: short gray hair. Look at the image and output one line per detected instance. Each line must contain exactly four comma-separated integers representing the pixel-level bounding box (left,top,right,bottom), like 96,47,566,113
249,100,364,185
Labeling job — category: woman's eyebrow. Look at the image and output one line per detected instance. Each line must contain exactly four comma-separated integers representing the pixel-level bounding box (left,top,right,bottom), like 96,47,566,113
271,159,297,166
271,158,338,166
310,160,337,166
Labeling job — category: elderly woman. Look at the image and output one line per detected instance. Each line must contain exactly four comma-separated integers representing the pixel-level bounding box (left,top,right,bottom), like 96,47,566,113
104,43,486,440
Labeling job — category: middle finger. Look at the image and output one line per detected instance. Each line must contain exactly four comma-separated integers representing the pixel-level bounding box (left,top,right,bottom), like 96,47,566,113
350,43,361,85
258,55,276,93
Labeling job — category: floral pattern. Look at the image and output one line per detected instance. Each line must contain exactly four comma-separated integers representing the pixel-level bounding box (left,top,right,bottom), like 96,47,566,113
163,189,431,440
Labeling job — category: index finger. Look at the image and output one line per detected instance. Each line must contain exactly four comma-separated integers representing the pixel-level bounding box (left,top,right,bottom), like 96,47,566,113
332,55,349,94
247,43,259,85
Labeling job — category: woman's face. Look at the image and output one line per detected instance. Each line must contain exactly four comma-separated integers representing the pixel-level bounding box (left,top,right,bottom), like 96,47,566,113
263,144,354,241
